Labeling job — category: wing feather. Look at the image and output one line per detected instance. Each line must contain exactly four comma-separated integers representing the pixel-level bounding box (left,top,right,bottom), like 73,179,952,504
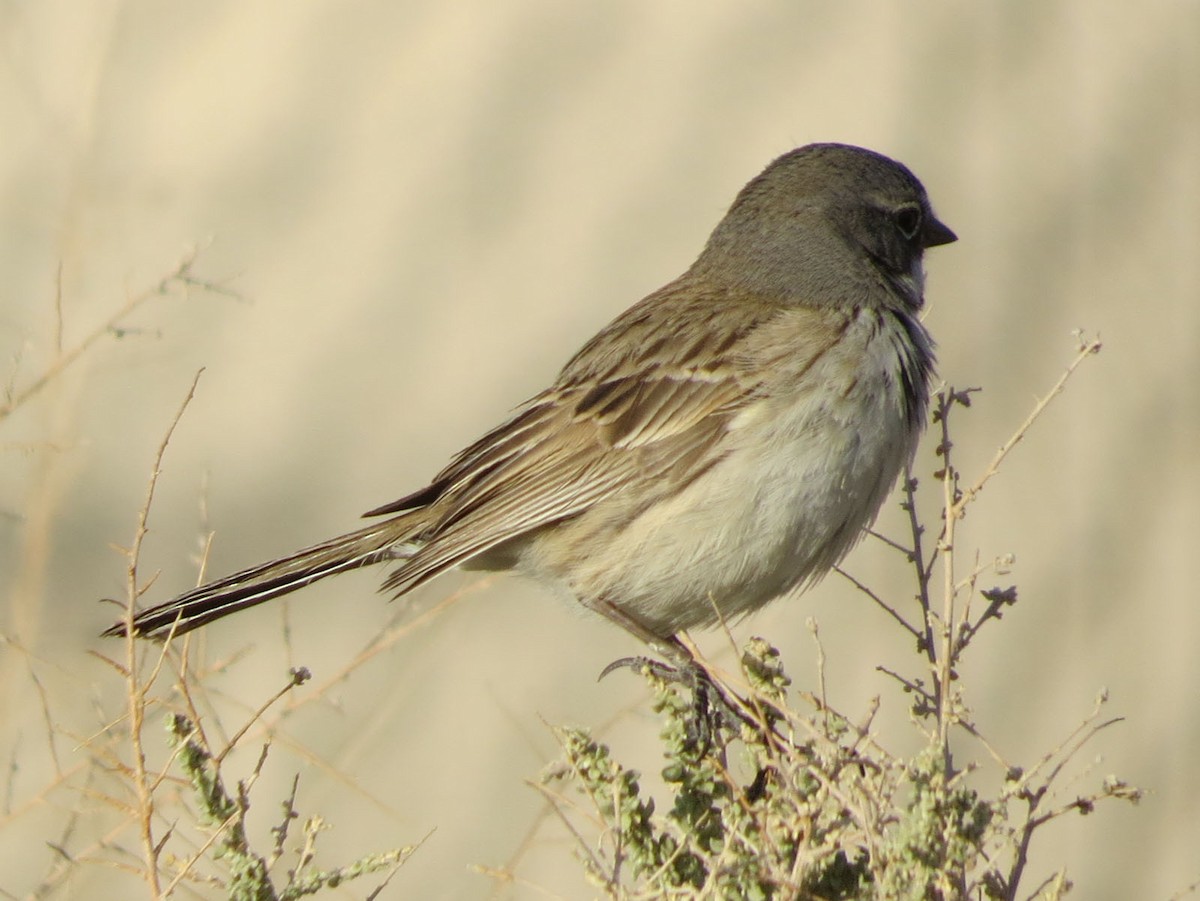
374,281,796,594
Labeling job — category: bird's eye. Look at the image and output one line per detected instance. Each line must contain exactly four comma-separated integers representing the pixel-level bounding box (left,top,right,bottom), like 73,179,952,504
894,205,922,240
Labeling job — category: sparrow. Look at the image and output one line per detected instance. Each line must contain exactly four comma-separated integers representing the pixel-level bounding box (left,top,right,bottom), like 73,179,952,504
105,143,956,666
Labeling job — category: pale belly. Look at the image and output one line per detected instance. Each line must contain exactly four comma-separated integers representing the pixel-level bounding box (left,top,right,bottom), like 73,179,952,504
579,392,914,634
523,325,921,636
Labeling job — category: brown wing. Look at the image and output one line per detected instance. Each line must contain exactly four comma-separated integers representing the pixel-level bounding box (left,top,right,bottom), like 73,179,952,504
368,281,791,595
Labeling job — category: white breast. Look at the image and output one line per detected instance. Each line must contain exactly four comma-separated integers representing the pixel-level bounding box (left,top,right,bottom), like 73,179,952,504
571,307,927,636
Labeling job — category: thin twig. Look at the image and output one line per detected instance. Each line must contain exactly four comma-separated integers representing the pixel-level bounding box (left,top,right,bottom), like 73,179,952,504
950,336,1101,520
899,470,937,664
0,249,226,422
121,369,205,897
936,393,959,763
214,667,311,765
834,565,921,641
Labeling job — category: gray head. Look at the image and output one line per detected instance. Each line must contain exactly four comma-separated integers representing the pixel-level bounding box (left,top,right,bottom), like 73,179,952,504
691,143,956,309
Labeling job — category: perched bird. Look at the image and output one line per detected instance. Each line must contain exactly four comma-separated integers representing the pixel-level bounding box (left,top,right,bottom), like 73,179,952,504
105,143,955,665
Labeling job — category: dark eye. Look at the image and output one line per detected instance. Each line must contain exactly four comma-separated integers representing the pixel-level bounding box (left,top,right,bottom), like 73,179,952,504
894,205,922,240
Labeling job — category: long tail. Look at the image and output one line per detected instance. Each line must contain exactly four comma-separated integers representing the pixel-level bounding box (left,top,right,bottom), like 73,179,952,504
103,517,414,640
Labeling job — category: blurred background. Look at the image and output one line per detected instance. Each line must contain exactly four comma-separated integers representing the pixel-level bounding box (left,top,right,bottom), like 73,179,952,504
1,2,1197,898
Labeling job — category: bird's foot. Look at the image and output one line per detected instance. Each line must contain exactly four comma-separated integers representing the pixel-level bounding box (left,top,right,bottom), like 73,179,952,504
599,654,751,752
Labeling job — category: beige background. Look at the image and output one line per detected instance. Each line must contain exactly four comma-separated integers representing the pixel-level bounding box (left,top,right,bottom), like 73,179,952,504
2,2,1197,898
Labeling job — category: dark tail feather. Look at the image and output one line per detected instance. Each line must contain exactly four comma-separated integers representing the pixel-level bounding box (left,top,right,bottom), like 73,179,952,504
102,517,413,640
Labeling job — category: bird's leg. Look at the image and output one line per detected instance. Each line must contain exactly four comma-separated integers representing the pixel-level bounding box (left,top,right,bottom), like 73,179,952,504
589,599,753,749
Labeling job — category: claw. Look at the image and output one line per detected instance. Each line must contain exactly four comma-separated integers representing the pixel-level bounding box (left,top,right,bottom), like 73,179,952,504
597,656,677,681
599,653,749,753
